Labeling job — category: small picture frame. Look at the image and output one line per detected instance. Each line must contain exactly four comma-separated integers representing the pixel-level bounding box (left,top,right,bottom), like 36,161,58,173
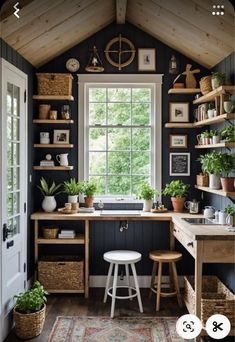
138,48,156,71
169,153,190,176
53,129,70,144
169,134,188,148
169,102,189,122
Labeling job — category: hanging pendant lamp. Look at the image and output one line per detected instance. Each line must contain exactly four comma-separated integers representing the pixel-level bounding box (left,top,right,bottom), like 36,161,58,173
85,46,104,72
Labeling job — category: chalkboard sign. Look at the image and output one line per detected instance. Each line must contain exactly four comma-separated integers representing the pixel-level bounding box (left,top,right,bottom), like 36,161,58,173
169,153,190,176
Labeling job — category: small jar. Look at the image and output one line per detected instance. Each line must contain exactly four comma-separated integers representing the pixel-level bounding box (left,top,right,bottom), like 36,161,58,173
61,105,71,120
49,110,58,120
40,132,50,144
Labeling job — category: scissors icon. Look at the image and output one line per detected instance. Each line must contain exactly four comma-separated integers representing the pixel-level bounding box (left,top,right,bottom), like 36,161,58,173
213,321,223,332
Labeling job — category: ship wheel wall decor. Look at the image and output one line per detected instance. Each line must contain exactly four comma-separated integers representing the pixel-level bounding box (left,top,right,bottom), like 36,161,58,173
105,35,136,70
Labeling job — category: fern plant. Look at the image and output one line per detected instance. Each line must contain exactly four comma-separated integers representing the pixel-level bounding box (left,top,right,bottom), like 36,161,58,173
37,177,62,196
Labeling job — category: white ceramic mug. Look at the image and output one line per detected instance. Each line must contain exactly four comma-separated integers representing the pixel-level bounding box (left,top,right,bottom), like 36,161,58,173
218,211,227,225
56,153,69,166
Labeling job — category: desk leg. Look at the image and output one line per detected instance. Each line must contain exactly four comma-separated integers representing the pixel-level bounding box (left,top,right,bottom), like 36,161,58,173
195,241,203,342
34,220,39,281
85,220,90,298
169,221,175,290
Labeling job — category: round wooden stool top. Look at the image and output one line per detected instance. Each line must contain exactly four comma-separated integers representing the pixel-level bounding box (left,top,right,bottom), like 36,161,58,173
149,250,182,263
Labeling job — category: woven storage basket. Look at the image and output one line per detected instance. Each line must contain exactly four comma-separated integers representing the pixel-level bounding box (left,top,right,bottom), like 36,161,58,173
36,73,73,96
200,76,212,95
38,256,84,291
184,276,235,328
13,304,46,339
42,227,59,239
196,173,209,187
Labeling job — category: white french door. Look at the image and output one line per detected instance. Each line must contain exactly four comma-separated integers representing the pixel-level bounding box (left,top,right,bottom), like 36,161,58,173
0,59,27,342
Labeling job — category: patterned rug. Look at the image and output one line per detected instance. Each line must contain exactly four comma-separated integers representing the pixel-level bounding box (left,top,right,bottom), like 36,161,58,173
48,316,182,342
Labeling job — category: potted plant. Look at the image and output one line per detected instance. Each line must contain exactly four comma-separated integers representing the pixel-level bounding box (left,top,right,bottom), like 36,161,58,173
220,125,235,142
224,205,235,226
207,102,215,118
162,180,190,212
198,152,222,189
81,180,97,208
201,130,211,145
37,177,62,212
13,281,48,339
219,153,235,192
211,72,226,90
138,183,159,212
210,129,220,144
63,178,82,203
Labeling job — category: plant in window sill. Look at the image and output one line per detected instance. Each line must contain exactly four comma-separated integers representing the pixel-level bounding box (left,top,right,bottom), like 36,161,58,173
37,177,62,212
162,180,190,213
63,178,82,203
138,183,159,212
81,180,97,208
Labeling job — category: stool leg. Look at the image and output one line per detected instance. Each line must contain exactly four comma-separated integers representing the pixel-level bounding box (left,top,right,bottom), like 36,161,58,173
111,263,118,318
149,261,158,298
156,261,162,311
169,262,174,292
125,264,132,300
131,263,143,313
172,261,182,308
104,263,114,303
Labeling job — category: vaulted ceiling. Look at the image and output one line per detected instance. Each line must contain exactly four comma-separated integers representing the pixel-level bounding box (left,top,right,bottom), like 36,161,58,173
1,0,234,68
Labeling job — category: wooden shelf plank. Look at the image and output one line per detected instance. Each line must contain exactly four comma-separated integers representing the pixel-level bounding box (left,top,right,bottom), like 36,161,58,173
193,86,235,104
194,113,235,127
195,185,235,197
195,142,235,149
33,166,74,170
168,88,201,94
34,144,74,148
33,119,74,124
33,95,74,101
165,123,194,128
37,234,85,244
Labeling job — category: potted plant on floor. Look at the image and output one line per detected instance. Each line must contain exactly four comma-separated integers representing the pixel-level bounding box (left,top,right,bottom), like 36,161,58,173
81,180,97,208
14,281,48,339
220,125,235,142
37,177,62,212
198,152,222,189
63,178,82,203
211,72,226,90
162,180,190,212
138,183,159,212
219,153,235,192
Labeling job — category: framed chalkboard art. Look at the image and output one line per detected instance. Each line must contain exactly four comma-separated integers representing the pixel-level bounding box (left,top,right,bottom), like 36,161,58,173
169,153,190,176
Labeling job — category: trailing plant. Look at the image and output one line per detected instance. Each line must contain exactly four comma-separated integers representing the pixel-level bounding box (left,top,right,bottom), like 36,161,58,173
81,180,97,197
219,153,235,177
198,151,222,176
14,281,48,314
63,178,82,195
138,183,159,200
220,125,235,142
162,180,190,198
37,177,62,196
224,205,235,216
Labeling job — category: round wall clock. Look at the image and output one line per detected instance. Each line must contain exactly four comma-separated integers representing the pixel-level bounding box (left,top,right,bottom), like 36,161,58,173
66,58,80,72
104,34,136,70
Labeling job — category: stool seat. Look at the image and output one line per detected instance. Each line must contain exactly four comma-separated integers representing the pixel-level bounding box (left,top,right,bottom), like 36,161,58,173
104,250,141,264
149,250,182,263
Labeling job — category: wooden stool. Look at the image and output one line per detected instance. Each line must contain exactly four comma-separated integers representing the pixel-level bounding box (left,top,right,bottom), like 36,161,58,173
149,250,182,311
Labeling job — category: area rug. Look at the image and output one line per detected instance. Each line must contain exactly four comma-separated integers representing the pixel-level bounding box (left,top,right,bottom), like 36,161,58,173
48,316,182,342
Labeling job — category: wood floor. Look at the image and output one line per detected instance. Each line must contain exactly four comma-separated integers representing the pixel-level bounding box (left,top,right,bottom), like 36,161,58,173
4,289,233,341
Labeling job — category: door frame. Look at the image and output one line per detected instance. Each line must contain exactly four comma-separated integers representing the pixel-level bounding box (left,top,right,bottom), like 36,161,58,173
0,58,28,342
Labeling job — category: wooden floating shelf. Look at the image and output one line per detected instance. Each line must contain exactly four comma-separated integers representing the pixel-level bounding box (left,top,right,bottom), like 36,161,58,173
195,142,235,149
195,185,235,197
37,234,85,244
165,123,194,128
194,113,235,126
193,86,235,104
168,88,201,94
33,119,74,124
33,95,74,101
33,166,74,170
34,144,74,148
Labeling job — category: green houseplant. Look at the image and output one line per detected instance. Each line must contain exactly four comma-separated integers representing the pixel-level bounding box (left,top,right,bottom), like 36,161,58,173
13,281,48,339
162,180,190,212
210,129,220,144
207,102,215,118
211,72,226,90
224,205,235,227
220,125,235,142
37,177,62,212
219,153,235,192
198,152,222,189
63,178,82,203
81,180,97,208
138,183,159,212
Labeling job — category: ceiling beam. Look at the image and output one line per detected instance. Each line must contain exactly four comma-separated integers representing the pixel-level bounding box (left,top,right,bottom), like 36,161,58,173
116,0,127,24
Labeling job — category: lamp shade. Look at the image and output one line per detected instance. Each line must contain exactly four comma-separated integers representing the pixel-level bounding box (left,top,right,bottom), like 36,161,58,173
85,46,104,72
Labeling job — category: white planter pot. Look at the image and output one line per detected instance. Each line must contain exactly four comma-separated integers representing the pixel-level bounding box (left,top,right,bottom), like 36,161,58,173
68,195,78,203
209,174,221,190
42,196,56,212
212,135,220,144
143,199,153,212
207,109,215,118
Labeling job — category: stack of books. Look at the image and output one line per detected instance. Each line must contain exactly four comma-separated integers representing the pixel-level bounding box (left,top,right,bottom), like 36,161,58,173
58,229,75,239
78,207,95,213
40,160,55,166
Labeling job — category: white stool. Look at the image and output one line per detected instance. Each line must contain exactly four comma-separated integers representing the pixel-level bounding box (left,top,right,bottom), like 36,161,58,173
103,250,143,318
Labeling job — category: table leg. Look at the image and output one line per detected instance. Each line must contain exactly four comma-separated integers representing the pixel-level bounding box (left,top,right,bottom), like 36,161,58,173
34,220,38,281
170,221,175,251
85,220,90,298
195,241,203,342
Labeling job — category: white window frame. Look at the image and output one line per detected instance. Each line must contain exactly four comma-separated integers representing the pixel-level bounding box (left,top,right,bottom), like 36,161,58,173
78,74,163,203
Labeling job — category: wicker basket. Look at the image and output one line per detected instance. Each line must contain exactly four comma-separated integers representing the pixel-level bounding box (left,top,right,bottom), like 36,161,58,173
36,73,73,96
38,256,84,291
13,304,46,339
184,276,235,327
38,104,51,119
42,227,59,239
196,173,209,187
200,76,212,95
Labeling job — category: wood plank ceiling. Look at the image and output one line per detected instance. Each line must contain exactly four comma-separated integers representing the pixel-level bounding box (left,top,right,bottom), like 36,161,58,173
0,0,234,68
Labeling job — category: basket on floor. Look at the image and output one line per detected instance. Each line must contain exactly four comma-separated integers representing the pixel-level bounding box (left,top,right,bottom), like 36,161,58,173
184,276,235,328
199,76,212,95
36,73,73,96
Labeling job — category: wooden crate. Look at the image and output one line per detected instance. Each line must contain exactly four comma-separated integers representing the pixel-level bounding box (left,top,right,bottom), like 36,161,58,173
196,173,209,187
36,73,73,96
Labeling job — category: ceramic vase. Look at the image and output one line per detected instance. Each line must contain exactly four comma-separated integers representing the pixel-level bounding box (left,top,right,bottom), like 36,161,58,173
68,195,78,203
209,174,221,189
143,199,153,212
207,109,214,118
212,135,220,144
42,196,56,212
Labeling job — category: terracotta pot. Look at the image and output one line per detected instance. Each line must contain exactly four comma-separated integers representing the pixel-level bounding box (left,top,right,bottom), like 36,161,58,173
220,177,234,192
84,196,94,208
171,197,185,213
